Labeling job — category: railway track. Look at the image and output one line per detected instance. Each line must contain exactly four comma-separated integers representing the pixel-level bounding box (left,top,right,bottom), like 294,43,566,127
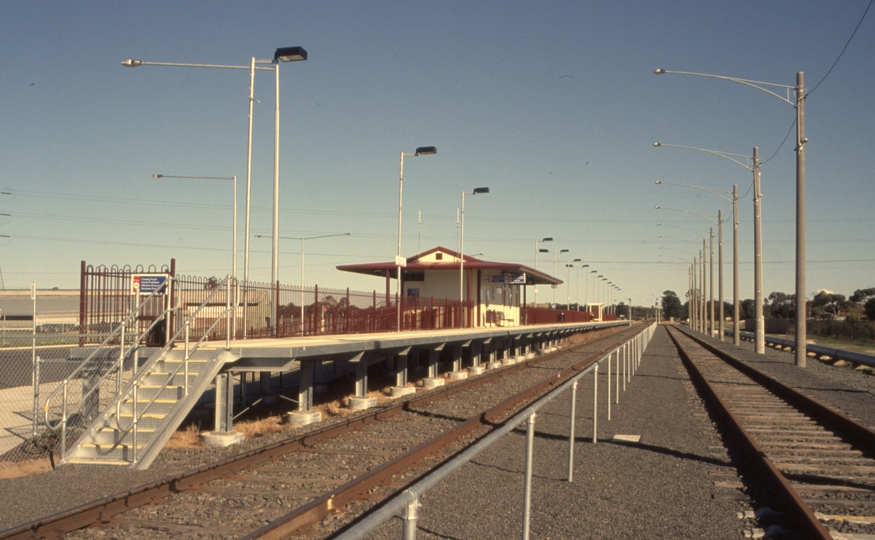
1,324,642,540
667,325,875,539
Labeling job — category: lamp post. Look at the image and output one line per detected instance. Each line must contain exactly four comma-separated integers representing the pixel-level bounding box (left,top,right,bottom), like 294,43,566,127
533,237,553,307
396,146,437,331
551,249,569,308
123,46,307,290
576,264,589,310
654,143,760,351
153,174,237,278
588,270,597,314
658,238,702,328
608,283,614,314
655,69,805,364
657,210,715,335
564,258,581,309
258,232,351,332
656,179,739,344
659,244,700,331
460,187,489,327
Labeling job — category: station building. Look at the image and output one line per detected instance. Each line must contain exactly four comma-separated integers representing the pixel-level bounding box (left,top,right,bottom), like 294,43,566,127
336,246,564,327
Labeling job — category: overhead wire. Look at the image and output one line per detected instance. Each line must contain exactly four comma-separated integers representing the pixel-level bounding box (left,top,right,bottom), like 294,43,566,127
761,0,872,165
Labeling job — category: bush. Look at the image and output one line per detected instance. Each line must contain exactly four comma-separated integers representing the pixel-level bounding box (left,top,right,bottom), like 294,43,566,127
806,319,875,342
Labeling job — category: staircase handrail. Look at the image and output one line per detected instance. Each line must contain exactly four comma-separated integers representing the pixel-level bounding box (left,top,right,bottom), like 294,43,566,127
112,276,236,440
43,281,174,431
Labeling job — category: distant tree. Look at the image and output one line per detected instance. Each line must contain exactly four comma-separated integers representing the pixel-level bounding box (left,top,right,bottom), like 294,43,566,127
811,291,849,319
661,290,683,320
865,298,875,320
722,301,734,320
767,291,795,319
850,287,875,303
740,299,756,320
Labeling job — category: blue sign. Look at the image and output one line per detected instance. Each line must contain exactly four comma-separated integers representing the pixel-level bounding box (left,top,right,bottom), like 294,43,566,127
132,274,168,294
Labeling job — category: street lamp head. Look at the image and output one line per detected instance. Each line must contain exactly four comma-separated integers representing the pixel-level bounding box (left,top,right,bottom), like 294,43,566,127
414,146,437,156
654,68,666,75
560,249,569,253
542,237,553,242
472,187,490,195
121,59,142,67
655,206,661,210
582,264,589,268
654,180,662,184
653,142,662,147
152,174,163,178
573,258,581,262
274,46,308,62
539,249,549,253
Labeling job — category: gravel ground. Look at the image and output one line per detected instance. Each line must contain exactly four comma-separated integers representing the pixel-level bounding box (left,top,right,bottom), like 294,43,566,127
0,328,635,534
5,325,869,538
362,326,753,539
690,329,875,430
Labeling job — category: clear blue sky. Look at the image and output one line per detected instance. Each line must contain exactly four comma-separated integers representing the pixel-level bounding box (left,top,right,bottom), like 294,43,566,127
2,1,873,307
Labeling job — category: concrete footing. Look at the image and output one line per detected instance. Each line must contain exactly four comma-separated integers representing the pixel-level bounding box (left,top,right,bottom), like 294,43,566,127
468,366,486,375
422,377,446,389
284,410,322,428
348,396,378,411
447,371,468,381
486,361,502,370
389,386,416,398
201,430,245,447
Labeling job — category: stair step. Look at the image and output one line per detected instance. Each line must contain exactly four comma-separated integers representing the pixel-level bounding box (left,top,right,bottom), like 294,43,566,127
89,427,156,445
67,459,132,467
80,443,144,450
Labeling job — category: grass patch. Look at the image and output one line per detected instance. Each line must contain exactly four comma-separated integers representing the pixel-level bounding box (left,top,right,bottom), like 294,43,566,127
165,423,203,449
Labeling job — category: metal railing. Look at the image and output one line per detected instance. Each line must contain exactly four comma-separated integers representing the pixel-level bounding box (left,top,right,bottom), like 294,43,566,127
111,275,236,466
335,322,657,540
42,276,237,463
42,282,175,458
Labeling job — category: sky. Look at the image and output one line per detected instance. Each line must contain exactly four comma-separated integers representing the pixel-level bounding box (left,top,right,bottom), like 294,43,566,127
1,1,873,308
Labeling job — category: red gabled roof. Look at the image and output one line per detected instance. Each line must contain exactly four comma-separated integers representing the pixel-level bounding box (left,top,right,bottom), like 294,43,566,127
336,246,562,285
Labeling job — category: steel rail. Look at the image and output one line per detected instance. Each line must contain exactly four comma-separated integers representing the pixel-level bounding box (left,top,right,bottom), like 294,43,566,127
684,327,875,449
244,325,647,539
0,325,639,540
666,326,833,539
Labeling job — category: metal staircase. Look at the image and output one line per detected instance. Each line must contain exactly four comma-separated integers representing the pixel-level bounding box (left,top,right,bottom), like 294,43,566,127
43,276,239,469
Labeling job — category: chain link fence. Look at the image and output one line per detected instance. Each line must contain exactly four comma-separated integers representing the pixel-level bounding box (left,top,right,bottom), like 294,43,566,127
0,287,84,467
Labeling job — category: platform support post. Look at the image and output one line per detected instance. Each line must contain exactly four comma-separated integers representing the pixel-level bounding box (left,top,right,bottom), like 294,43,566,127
214,372,234,432
353,352,368,397
298,359,315,412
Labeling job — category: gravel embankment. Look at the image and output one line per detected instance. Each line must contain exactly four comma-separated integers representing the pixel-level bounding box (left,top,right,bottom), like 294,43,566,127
691,329,875,430
0,329,632,534
4,326,870,538
362,327,755,539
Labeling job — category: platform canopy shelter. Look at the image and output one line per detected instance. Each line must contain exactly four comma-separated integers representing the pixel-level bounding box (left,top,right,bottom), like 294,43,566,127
337,246,562,327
